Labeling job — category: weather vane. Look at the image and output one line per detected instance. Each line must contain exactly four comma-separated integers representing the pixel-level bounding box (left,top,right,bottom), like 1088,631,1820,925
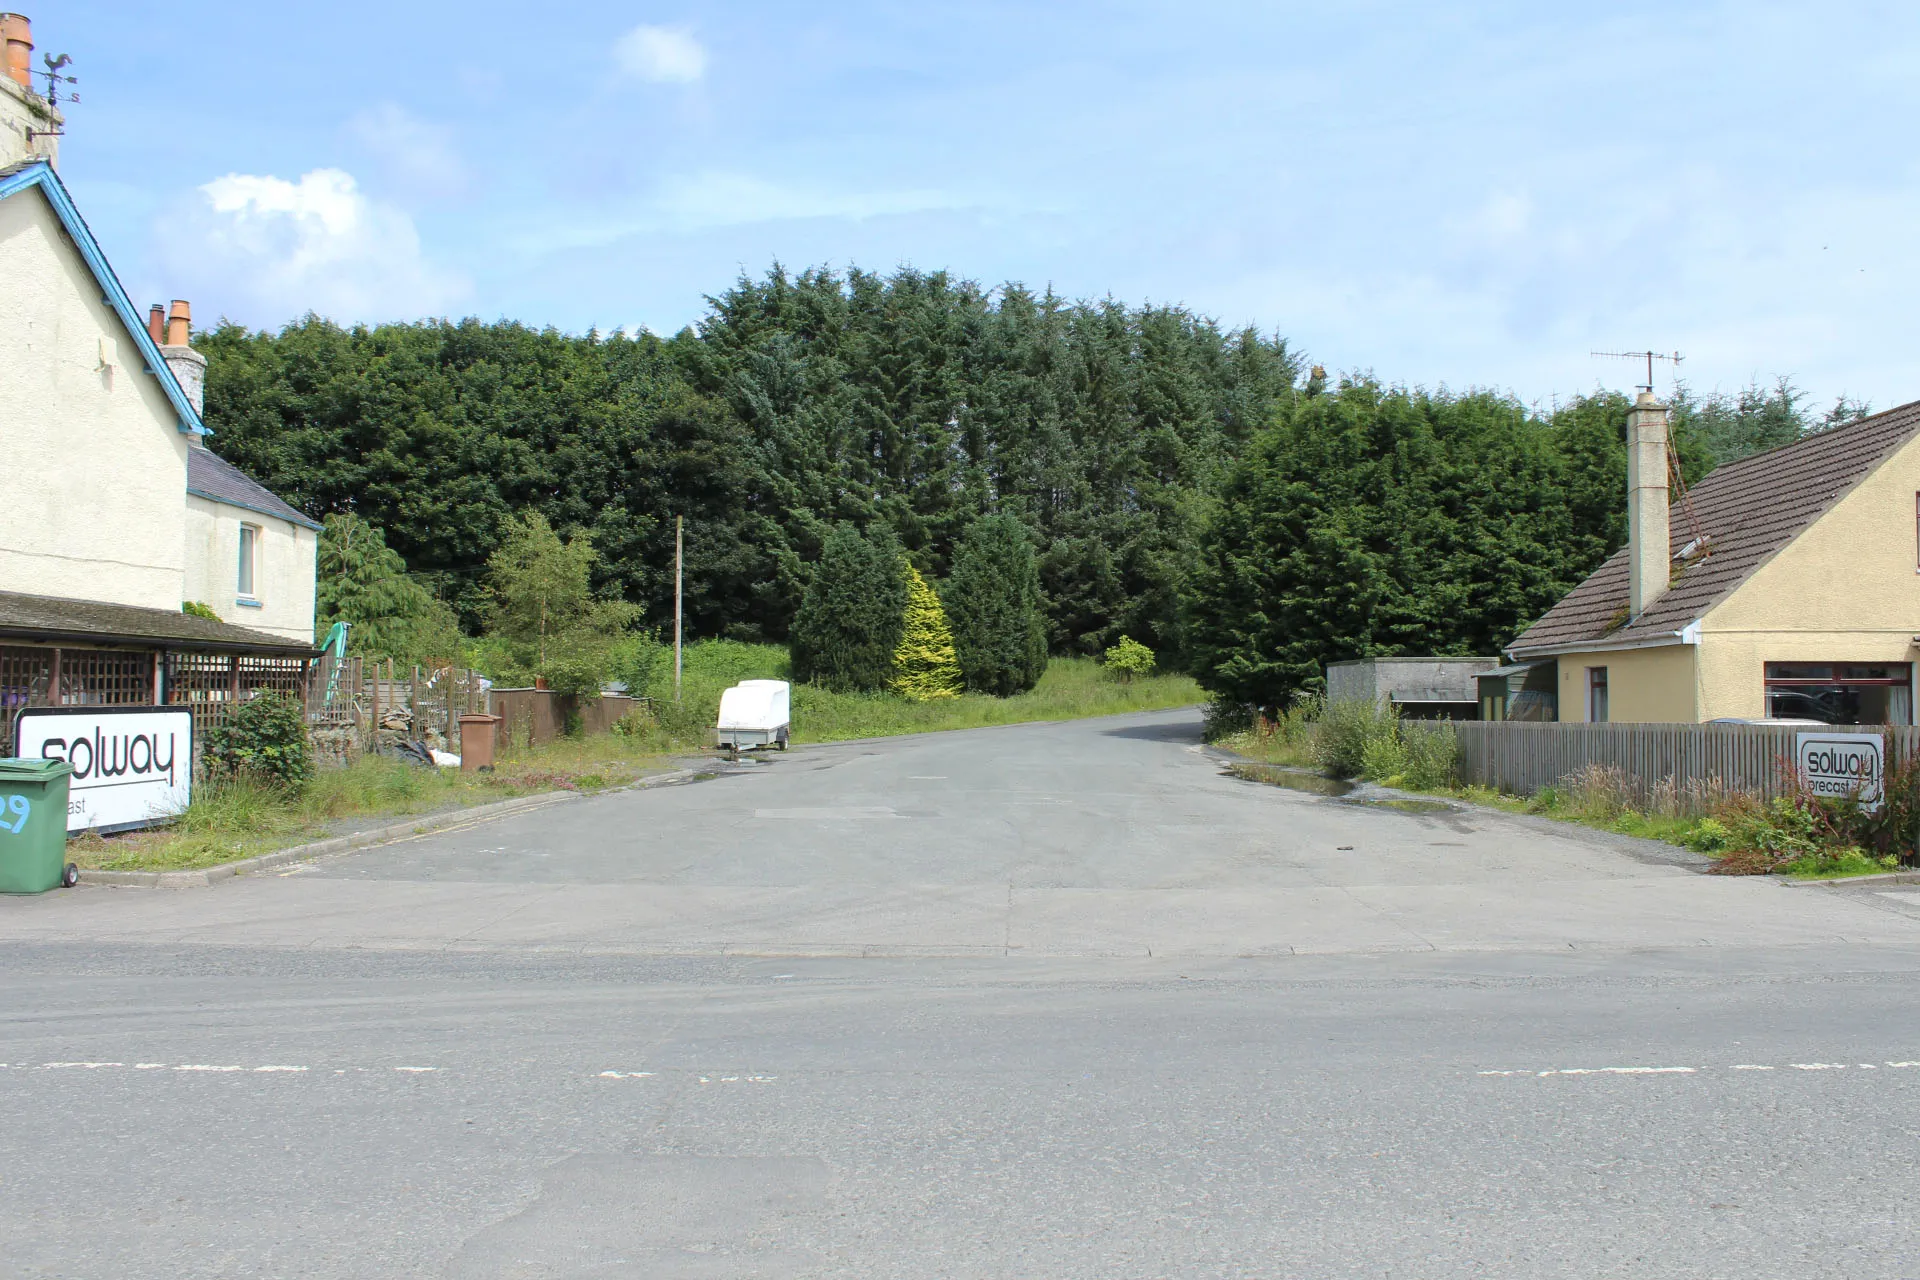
26,51,76,145
1592,349,1683,394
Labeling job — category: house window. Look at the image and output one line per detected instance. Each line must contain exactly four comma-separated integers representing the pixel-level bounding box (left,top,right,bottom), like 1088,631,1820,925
237,523,259,598
1764,662,1913,725
1587,667,1609,723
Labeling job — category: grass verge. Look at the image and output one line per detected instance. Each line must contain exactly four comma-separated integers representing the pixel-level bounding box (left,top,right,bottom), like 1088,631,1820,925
70,737,678,873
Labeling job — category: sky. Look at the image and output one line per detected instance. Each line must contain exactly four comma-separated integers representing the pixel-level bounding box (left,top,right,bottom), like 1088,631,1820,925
38,0,1920,412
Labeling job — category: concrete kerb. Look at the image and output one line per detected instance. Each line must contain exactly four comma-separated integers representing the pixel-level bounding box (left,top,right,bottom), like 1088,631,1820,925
76,768,702,890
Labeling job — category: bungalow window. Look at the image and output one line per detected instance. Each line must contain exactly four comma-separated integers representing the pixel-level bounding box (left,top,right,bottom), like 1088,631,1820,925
1587,667,1608,723
237,523,260,599
1764,662,1913,725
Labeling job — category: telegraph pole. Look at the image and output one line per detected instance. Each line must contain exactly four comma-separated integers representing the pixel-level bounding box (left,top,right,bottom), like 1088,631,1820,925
673,516,684,703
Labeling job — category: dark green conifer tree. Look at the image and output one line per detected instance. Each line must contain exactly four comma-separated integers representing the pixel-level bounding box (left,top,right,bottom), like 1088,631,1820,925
789,524,908,692
944,514,1050,696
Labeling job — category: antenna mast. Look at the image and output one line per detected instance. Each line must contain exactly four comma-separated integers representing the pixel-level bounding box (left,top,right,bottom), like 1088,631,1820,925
1591,349,1683,394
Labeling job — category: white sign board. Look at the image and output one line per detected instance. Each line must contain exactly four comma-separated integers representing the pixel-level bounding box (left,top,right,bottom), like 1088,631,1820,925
1795,731,1884,811
12,706,194,834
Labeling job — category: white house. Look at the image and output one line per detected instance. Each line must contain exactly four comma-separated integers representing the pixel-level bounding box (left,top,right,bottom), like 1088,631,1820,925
0,19,318,753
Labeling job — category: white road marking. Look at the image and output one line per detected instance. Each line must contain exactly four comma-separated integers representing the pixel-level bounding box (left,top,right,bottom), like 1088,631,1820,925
175,1065,245,1072
599,1071,657,1079
41,1062,123,1069
394,1066,438,1073
1482,1059,1920,1077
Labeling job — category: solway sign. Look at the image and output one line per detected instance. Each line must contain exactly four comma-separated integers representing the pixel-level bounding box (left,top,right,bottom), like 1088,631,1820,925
1795,731,1884,812
12,706,193,834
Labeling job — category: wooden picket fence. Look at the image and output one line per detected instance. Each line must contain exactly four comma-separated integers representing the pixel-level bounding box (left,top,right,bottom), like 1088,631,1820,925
1452,721,1920,812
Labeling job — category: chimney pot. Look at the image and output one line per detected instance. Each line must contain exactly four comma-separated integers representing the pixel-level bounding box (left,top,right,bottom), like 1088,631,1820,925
147,304,166,346
165,299,191,348
0,13,30,91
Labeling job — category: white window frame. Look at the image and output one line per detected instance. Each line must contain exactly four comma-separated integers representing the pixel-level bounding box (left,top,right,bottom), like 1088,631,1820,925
237,522,261,601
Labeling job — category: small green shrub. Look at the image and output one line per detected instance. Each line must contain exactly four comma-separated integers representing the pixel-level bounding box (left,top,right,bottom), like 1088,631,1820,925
1102,636,1156,683
1679,816,1732,852
1203,697,1256,741
1400,723,1459,790
1779,847,1897,879
1525,785,1560,814
1313,699,1399,779
181,600,220,621
203,692,313,788
1360,733,1407,783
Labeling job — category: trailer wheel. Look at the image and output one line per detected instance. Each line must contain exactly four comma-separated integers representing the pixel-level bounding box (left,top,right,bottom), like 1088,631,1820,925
61,863,79,889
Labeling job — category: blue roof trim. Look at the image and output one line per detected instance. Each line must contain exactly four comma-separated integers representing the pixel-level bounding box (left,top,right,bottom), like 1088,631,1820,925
0,160,207,436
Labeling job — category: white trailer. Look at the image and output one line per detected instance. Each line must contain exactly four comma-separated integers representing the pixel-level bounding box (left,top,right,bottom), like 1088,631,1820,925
715,680,791,759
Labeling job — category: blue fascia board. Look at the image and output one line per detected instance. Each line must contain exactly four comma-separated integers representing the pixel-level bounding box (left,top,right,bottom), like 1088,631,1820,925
0,161,207,436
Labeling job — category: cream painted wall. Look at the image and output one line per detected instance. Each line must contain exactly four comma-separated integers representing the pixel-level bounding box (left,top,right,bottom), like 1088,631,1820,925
1547,431,1920,722
0,189,188,611
184,494,318,643
1691,431,1920,720
1555,644,1698,723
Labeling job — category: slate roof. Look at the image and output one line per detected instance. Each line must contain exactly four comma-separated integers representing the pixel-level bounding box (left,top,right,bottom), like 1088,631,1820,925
187,448,323,530
1509,399,1920,657
0,590,314,655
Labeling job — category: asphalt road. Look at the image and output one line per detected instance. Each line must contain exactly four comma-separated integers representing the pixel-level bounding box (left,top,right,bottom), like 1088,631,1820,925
5,708,1920,1277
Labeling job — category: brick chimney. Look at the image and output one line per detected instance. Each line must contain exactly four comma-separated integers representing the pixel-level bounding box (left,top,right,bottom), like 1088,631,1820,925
0,13,60,168
159,298,208,431
1626,390,1671,618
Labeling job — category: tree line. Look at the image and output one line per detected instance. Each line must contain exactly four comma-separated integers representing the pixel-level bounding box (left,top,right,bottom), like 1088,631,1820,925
204,262,1866,704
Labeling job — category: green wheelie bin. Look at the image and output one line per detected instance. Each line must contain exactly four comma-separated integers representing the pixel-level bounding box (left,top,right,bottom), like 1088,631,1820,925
0,758,78,894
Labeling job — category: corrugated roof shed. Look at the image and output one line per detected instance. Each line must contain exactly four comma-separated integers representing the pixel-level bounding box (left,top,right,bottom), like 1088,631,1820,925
1510,399,1920,656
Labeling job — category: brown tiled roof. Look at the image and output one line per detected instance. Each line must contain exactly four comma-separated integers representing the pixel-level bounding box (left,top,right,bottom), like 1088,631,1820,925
0,590,314,655
1509,399,1920,656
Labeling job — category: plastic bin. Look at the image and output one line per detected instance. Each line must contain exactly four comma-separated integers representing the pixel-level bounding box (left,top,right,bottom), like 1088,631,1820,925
0,758,77,894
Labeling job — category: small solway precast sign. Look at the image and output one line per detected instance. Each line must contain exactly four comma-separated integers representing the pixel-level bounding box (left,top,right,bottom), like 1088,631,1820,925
1795,731,1884,812
12,706,193,834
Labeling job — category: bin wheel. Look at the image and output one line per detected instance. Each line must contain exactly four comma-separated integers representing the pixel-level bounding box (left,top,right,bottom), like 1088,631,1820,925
776,735,788,751
61,863,79,889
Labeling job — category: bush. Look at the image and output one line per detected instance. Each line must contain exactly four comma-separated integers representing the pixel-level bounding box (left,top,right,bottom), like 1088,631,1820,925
203,692,313,789
1400,723,1458,790
790,524,908,693
1360,733,1407,783
1312,699,1400,779
1203,696,1256,741
891,567,962,702
1102,636,1156,683
1560,765,1636,822
182,600,220,621
945,514,1049,696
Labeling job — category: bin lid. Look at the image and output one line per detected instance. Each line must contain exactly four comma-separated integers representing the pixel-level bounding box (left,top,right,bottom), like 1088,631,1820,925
0,757,72,780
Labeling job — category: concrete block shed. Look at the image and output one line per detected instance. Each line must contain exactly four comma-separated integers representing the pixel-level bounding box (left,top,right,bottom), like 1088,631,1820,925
1325,657,1500,720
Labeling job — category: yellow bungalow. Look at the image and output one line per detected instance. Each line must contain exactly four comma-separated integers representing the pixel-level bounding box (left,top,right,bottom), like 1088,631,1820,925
1504,394,1920,725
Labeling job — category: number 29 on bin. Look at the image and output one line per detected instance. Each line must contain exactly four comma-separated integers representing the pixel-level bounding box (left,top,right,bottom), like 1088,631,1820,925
1,795,29,834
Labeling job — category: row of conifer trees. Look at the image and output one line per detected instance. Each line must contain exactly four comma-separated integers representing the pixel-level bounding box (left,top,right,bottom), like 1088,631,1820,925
790,514,1050,700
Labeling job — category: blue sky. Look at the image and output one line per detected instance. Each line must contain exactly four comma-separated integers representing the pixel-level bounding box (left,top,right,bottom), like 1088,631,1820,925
41,1,1920,411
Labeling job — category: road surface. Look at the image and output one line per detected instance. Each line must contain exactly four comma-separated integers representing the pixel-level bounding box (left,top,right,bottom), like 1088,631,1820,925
4,708,1919,1277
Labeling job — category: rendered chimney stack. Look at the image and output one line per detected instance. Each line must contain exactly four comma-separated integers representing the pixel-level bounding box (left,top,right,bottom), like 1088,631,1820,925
0,13,29,89
0,12,59,168
1626,390,1671,618
159,298,209,423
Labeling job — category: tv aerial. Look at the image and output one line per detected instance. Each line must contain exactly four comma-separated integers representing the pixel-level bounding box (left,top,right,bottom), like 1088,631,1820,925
1592,349,1683,394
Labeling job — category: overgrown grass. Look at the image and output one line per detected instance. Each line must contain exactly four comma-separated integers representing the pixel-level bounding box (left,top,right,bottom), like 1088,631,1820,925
71,736,679,873
637,642,1200,745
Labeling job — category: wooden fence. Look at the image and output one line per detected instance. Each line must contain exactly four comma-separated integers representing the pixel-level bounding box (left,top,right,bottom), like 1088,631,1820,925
1453,721,1920,812
489,689,648,752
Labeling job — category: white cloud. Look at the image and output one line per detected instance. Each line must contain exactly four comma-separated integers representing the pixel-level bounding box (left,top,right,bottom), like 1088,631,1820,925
347,104,469,199
614,24,707,83
161,168,465,323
